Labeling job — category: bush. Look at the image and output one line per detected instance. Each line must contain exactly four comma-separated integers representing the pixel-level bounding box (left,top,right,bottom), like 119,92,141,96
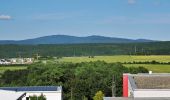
93,91,104,100
29,94,46,100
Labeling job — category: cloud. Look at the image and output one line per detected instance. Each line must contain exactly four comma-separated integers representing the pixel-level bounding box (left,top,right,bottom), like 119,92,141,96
0,15,11,20
128,0,136,4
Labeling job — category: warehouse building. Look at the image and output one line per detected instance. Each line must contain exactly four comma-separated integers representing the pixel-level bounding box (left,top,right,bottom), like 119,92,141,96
0,86,62,100
104,73,170,100
123,73,170,98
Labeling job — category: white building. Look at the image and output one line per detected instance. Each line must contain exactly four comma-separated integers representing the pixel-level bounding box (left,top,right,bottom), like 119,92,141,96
0,59,11,65
0,86,62,100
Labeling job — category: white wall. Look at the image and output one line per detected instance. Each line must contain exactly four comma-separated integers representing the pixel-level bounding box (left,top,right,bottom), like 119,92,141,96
0,90,24,100
134,90,170,97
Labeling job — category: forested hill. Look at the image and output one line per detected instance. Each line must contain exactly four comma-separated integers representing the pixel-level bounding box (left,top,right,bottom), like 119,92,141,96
0,41,169,58
0,35,154,44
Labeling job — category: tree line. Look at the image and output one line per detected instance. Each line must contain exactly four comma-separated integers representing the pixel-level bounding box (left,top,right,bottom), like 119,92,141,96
0,41,170,58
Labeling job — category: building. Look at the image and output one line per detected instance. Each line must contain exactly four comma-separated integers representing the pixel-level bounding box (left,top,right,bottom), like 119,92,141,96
0,86,62,100
0,59,11,65
104,73,170,100
123,73,170,98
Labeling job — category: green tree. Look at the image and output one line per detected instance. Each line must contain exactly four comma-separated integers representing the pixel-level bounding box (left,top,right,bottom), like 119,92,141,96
29,94,46,100
93,91,104,100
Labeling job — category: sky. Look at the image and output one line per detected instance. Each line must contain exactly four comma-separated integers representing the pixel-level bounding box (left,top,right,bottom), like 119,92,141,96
0,0,170,41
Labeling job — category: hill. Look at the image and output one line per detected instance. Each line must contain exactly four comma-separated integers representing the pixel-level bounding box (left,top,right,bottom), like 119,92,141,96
0,35,155,44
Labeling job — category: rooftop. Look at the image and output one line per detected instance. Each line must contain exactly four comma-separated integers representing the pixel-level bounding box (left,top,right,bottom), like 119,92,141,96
128,73,170,89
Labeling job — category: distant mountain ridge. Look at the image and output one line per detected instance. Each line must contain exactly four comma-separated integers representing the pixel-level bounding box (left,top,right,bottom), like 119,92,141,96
0,35,156,44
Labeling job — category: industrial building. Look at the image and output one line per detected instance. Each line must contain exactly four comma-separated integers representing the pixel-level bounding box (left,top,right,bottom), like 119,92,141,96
0,86,62,100
123,73,170,98
104,73,170,100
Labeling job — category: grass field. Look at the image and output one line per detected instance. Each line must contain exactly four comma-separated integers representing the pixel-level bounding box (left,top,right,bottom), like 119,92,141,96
57,55,170,73
0,66,27,76
1,56,170,75
124,64,170,73
59,55,170,63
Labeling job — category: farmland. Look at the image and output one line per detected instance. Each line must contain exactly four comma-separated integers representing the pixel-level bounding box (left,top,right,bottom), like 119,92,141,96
0,55,170,75
59,55,170,63
57,55,170,73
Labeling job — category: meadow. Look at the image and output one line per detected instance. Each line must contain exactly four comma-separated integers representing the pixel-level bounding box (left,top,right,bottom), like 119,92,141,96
0,66,27,76
0,55,170,75
124,64,170,73
58,55,170,73
59,55,170,63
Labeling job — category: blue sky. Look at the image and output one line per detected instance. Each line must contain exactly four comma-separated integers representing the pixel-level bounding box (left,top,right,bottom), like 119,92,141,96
0,0,170,40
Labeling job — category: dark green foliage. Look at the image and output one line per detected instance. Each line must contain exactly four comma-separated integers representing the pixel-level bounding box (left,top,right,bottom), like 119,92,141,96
124,61,170,64
0,41,170,58
0,62,148,100
0,69,28,86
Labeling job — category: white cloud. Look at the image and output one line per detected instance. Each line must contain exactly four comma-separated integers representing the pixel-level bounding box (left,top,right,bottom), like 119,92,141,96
0,15,11,20
128,0,136,4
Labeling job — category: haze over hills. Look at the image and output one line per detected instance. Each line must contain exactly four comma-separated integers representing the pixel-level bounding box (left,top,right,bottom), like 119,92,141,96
0,35,156,44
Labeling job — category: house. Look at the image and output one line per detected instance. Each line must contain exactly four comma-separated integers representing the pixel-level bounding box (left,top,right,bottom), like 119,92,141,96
0,59,11,65
10,58,34,64
0,86,62,100
10,58,17,64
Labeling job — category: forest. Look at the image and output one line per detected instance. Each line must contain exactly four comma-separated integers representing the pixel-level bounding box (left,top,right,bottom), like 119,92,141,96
0,41,170,58
0,61,148,100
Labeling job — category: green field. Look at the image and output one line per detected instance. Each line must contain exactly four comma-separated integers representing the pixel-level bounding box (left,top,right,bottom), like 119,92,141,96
57,55,170,73
124,64,170,73
59,55,170,63
1,56,170,75
0,66,27,76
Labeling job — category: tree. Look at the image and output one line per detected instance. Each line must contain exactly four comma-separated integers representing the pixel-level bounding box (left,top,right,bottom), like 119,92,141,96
93,91,104,100
29,94,46,100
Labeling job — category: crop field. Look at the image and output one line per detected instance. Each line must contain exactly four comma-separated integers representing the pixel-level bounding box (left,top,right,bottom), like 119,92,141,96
59,55,170,63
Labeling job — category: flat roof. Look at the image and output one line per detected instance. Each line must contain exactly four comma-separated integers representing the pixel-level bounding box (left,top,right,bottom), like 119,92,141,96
126,73,170,89
0,86,62,92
